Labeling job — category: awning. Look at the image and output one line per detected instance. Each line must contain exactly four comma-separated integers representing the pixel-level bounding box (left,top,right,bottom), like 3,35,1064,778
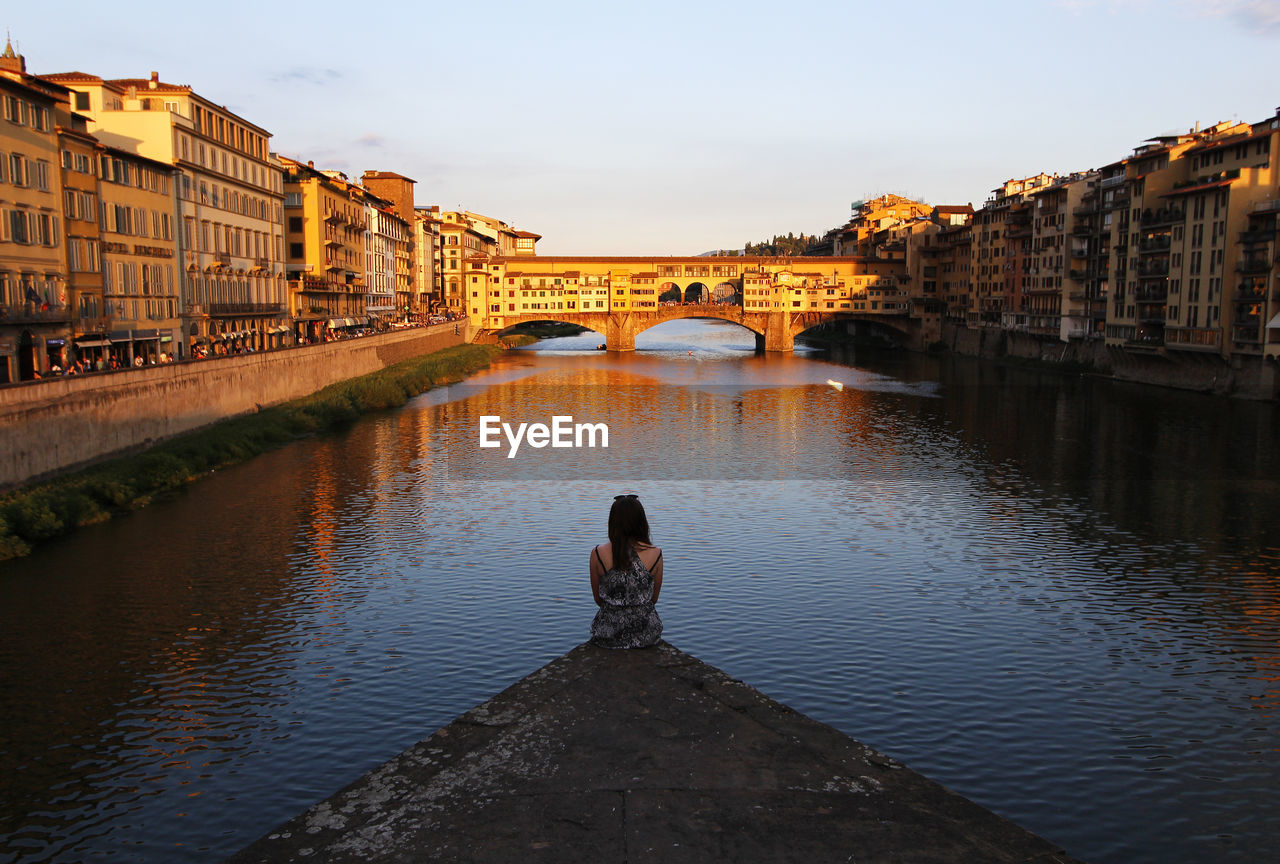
1268,313,1280,330
327,318,343,327
74,339,111,348
344,317,355,327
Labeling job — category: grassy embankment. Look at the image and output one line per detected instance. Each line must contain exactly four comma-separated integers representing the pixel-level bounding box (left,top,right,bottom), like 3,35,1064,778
0,342,502,562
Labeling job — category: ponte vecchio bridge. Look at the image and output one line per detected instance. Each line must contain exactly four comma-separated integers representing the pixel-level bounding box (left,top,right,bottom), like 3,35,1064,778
461,255,928,351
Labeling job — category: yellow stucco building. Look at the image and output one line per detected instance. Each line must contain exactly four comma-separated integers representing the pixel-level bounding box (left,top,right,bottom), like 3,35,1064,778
1,45,69,381
280,157,368,341
45,69,288,355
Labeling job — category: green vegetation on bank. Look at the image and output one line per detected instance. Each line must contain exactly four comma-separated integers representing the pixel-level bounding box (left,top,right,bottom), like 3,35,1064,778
0,343,502,563
743,233,822,256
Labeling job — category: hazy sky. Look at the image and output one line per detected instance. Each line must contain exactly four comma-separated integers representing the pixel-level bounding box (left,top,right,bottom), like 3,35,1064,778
8,0,1280,254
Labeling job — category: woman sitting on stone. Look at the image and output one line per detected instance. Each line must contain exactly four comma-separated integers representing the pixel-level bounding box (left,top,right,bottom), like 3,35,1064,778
589,494,663,649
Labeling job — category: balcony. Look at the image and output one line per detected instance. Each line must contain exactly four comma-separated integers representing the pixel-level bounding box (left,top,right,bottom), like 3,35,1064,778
1138,236,1171,253
1071,223,1092,236
0,303,74,325
213,252,232,265
1100,175,1126,189
1135,287,1168,303
1139,207,1184,227
1137,261,1169,277
1251,199,1280,214
208,302,284,316
1236,258,1272,274
1232,323,1262,345
1104,193,1131,210
1239,228,1276,245
1236,287,1267,306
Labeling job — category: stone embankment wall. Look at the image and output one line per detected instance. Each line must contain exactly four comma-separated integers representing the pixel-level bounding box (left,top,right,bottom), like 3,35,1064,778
942,324,1279,400
0,324,467,490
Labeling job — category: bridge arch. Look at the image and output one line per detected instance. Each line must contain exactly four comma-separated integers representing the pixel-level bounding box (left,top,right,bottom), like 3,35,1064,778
790,315,914,348
629,309,762,342
712,282,738,304
658,282,681,304
683,283,708,303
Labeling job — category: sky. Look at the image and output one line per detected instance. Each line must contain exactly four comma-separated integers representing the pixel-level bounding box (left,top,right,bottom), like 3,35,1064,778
7,0,1280,255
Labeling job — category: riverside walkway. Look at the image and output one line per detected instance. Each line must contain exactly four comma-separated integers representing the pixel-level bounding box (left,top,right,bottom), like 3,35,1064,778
229,642,1082,863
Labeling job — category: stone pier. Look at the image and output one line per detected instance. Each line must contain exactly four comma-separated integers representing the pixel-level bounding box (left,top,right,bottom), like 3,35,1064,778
228,642,1082,863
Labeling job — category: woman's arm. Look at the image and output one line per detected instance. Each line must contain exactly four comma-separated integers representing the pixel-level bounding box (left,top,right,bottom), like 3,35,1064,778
650,552,663,604
589,546,604,607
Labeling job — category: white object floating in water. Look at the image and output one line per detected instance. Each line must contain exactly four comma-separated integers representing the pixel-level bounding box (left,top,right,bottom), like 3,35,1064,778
826,379,844,391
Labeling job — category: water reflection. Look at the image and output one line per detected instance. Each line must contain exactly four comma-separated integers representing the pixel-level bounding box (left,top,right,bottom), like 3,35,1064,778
0,318,1278,863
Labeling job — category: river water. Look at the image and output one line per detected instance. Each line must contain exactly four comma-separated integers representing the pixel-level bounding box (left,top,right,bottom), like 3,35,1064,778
1,319,1278,863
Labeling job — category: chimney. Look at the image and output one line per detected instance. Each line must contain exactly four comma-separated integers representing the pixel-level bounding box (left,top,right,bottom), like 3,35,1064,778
149,71,159,89
307,160,314,169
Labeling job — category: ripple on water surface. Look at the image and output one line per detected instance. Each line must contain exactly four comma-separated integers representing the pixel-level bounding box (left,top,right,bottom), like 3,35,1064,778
2,321,1280,863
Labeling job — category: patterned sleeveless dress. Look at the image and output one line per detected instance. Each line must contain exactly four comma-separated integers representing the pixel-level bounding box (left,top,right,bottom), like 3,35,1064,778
590,546,663,649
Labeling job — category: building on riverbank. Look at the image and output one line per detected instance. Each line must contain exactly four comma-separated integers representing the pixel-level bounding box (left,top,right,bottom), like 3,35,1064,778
0,43,72,382
413,206,442,315
42,68,289,357
55,112,105,368
95,145,182,364
280,158,370,343
360,171,417,320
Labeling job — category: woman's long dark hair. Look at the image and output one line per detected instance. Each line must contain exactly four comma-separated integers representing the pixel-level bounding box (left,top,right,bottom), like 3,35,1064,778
609,496,651,569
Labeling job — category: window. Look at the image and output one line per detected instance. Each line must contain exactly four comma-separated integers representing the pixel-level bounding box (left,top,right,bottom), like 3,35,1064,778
74,91,90,111
9,153,26,186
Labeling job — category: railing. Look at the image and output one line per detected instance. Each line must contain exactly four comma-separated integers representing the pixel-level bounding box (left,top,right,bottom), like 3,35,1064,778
1235,258,1272,274
1236,288,1267,304
1140,208,1184,227
208,302,285,315
1135,288,1168,302
1251,199,1280,214
0,304,74,324
1239,228,1276,244
214,252,232,265
1137,261,1169,277
1100,175,1126,188
1139,237,1171,253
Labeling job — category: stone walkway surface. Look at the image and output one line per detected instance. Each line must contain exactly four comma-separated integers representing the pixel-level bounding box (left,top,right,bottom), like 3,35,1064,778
228,641,1084,863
